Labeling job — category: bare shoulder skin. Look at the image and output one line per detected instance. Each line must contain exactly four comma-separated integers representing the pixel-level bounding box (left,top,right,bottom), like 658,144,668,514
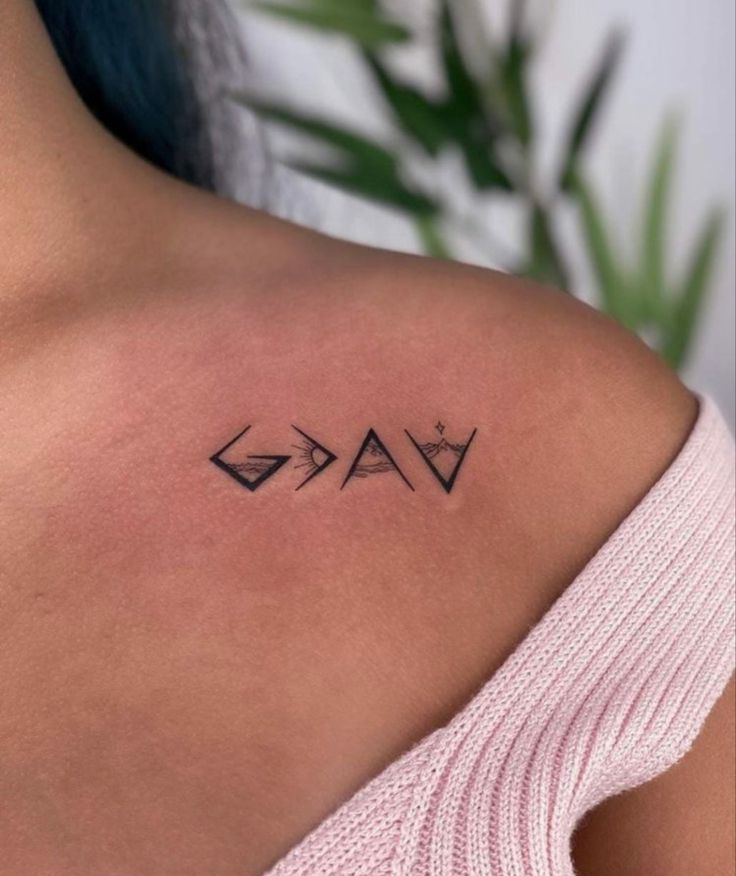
4,235,731,876
0,2,733,874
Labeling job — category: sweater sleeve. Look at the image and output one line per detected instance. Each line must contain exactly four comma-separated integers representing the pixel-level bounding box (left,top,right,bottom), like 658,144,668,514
575,393,735,814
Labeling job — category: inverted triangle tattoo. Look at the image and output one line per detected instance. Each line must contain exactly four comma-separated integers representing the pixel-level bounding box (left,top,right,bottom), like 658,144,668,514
404,426,478,494
341,428,415,491
210,425,291,492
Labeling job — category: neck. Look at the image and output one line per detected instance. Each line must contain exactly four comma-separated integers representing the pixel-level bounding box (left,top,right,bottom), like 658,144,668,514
0,1,215,316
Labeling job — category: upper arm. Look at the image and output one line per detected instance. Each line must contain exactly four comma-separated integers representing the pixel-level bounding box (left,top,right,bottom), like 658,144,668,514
571,675,735,876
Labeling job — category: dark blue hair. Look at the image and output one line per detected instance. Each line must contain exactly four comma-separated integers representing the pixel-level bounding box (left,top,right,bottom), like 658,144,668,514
34,0,216,190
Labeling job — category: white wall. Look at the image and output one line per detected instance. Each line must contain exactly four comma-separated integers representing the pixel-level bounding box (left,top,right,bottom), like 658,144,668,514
235,0,735,426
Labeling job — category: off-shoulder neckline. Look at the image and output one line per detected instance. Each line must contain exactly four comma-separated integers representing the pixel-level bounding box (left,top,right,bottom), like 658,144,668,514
265,393,727,874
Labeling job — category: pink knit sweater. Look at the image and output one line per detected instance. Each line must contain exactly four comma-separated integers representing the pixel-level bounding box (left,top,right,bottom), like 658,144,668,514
267,394,735,875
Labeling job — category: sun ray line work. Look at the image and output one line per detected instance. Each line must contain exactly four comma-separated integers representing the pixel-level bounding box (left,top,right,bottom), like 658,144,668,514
291,426,339,491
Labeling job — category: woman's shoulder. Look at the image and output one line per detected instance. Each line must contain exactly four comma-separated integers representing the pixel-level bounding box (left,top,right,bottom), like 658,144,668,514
1,217,698,562
140,219,700,538
0,215,712,875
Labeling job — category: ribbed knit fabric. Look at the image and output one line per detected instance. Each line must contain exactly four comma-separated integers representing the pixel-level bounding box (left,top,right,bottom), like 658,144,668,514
266,393,736,876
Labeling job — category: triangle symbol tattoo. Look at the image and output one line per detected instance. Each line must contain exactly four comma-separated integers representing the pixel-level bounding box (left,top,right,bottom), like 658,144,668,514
341,428,415,491
405,427,478,494
292,425,338,491
210,425,291,492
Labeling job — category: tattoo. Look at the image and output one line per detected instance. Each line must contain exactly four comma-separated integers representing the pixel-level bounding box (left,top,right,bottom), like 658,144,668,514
291,426,338,491
404,422,478,494
209,425,291,492
209,421,477,494
340,429,414,492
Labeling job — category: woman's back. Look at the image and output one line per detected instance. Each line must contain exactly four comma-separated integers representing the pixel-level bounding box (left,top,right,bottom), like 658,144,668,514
1,2,733,874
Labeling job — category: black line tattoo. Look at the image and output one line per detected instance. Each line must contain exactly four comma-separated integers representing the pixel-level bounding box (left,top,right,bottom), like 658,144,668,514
340,429,415,491
291,426,338,491
209,420,478,494
404,422,478,494
209,425,291,492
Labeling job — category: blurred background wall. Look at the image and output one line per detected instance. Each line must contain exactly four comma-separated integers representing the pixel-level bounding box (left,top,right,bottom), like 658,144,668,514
234,0,735,427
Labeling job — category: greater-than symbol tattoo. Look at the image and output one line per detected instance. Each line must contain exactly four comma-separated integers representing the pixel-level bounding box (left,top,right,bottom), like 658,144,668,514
291,426,338,491
404,422,478,494
209,425,291,492
340,428,415,491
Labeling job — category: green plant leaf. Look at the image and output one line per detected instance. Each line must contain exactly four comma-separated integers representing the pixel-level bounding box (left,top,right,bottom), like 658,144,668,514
571,173,635,324
438,1,513,190
499,33,533,146
336,0,379,10
287,160,438,214
637,115,678,323
559,31,624,192
458,140,515,190
233,95,439,215
249,0,410,47
499,0,534,146
364,55,450,156
522,202,570,289
415,215,453,258
661,208,724,369
233,95,397,169
439,1,482,116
